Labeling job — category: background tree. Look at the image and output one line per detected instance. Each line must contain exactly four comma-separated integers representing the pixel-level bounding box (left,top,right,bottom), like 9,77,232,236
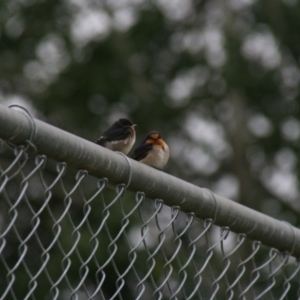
1,0,300,298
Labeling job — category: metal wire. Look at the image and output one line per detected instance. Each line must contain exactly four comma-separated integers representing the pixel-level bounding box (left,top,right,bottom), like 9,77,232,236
0,106,300,299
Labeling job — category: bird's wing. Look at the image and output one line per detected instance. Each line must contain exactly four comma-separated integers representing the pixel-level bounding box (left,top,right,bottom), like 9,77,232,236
132,143,152,161
96,127,132,145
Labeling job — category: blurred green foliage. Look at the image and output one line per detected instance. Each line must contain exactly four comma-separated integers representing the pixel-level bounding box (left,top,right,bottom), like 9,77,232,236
1,0,300,298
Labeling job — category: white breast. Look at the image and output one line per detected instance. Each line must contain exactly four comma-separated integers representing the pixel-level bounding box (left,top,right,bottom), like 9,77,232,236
140,143,169,169
107,129,136,155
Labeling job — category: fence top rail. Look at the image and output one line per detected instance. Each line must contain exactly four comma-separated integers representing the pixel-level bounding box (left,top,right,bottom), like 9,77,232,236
0,104,299,256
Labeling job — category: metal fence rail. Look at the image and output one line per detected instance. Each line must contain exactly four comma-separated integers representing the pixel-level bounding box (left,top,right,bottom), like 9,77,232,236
0,105,299,300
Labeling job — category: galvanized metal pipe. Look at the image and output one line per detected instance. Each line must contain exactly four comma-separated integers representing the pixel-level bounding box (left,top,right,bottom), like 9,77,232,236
0,105,299,256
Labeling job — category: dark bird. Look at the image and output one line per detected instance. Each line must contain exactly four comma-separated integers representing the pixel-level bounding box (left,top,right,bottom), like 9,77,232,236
132,131,169,169
96,118,136,155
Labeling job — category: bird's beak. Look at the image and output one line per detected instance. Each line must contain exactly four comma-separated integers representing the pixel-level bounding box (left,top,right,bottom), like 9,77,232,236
132,124,137,127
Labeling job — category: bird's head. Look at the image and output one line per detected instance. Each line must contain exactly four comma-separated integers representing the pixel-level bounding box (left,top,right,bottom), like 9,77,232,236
144,131,166,149
116,118,136,128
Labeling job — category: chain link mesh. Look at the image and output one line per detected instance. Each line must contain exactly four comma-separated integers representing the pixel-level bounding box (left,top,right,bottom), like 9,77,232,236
0,117,300,299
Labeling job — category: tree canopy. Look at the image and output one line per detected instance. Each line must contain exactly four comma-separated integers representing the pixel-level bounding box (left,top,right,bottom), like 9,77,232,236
1,0,300,298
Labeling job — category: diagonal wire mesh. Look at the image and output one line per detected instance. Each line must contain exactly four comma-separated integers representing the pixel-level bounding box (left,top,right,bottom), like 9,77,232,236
0,105,300,300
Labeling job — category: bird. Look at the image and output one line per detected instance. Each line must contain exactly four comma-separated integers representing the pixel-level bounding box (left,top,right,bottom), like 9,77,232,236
95,118,136,155
132,131,169,169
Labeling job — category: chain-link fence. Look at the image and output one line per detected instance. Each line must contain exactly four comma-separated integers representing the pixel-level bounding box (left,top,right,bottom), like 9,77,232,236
0,105,300,300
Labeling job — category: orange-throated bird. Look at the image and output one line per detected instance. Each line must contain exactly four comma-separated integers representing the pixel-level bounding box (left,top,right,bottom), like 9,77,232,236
132,131,169,169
